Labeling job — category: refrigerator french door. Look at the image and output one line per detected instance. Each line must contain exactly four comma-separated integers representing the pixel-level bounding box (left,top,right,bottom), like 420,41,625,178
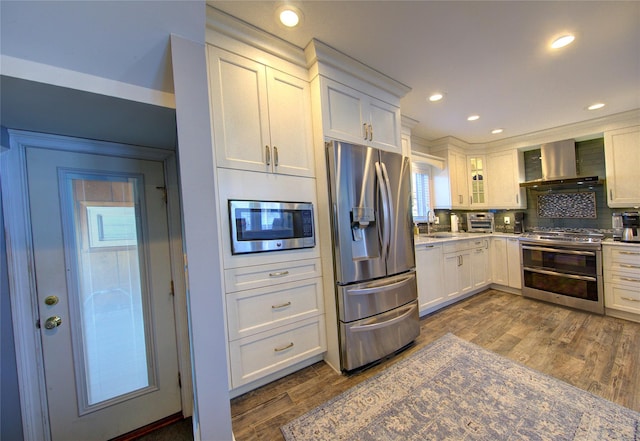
326,141,419,371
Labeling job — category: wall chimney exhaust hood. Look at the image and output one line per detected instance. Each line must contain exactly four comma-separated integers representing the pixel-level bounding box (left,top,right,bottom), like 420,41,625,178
519,139,604,189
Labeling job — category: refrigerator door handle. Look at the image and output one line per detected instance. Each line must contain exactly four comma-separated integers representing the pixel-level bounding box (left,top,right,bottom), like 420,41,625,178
380,161,394,258
346,274,414,296
375,161,391,259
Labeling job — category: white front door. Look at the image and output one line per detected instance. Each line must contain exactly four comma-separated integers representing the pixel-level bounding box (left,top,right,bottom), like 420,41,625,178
26,147,182,441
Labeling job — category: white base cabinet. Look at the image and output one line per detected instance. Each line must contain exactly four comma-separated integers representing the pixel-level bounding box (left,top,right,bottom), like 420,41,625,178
603,243,640,322
225,259,326,389
470,238,491,288
491,237,522,289
415,243,445,314
443,241,473,299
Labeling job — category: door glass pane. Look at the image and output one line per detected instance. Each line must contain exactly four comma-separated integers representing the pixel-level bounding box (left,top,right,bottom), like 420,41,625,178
63,173,151,407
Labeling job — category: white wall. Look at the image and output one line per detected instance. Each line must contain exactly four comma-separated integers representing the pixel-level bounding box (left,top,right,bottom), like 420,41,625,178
1,2,233,439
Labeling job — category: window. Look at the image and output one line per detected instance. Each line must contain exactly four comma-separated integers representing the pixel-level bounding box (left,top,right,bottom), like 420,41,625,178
411,162,432,221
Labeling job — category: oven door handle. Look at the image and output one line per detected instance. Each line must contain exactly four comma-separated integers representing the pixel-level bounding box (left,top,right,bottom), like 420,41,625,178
521,245,596,256
523,266,597,282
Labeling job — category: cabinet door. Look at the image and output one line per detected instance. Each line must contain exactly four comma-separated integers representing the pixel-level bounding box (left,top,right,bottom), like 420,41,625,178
506,238,522,289
321,77,366,144
604,126,640,207
367,96,401,153
415,244,445,314
451,151,470,208
266,68,315,177
471,240,490,288
468,156,487,207
443,253,460,297
458,250,473,294
491,238,509,285
487,150,526,209
208,46,271,173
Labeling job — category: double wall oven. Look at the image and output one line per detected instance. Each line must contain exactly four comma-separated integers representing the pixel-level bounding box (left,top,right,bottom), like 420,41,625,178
520,231,604,314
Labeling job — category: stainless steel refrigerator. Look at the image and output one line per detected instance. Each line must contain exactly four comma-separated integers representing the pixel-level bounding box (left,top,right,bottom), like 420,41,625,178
326,140,419,371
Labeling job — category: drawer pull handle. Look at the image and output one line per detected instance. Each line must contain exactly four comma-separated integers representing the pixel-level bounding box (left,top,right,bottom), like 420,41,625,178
274,342,294,352
620,296,640,302
620,264,640,269
620,251,640,255
269,271,290,277
271,301,292,309
620,277,640,283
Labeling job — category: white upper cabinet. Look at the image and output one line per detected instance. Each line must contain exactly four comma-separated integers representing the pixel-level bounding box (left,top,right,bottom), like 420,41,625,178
433,149,470,209
320,77,401,152
468,155,487,208
305,39,409,154
207,45,314,177
604,125,640,207
487,149,526,209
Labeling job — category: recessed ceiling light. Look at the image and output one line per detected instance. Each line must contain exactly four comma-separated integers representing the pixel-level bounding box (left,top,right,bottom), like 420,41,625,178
429,93,444,102
277,6,302,28
491,128,504,134
467,115,480,121
551,34,575,49
587,102,606,110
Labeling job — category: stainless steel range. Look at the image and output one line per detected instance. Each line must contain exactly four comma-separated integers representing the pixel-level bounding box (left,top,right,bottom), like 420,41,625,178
520,230,604,314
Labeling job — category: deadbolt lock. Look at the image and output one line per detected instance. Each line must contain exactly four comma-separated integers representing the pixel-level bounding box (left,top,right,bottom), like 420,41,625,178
44,316,62,330
44,295,59,306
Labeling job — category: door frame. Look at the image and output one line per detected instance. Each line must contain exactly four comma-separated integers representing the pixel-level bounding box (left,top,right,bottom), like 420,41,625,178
0,129,193,441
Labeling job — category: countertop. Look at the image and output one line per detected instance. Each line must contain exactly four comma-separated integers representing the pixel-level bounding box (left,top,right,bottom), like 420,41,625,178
414,231,521,246
602,238,640,248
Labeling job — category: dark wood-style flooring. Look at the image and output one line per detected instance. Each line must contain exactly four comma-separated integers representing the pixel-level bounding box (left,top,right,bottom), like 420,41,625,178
230,289,640,441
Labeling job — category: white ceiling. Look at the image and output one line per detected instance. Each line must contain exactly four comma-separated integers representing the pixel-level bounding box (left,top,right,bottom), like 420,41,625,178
210,1,640,144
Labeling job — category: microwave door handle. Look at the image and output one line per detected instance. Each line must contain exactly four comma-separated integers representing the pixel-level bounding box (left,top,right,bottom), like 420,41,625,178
375,162,391,259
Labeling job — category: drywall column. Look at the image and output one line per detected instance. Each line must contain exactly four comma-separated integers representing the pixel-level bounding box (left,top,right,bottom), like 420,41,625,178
170,34,233,440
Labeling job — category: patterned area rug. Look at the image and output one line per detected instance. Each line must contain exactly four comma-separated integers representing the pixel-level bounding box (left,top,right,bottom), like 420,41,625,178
281,333,640,440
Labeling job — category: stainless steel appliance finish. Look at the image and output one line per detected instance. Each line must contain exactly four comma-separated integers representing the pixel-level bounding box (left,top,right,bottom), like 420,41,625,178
228,200,315,254
467,212,494,233
514,212,525,234
326,141,419,371
621,211,640,243
519,139,603,189
520,230,604,314
612,212,623,241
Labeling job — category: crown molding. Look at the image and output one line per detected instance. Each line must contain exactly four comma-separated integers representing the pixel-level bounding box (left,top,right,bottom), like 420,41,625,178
205,5,306,69
485,109,640,152
305,39,411,99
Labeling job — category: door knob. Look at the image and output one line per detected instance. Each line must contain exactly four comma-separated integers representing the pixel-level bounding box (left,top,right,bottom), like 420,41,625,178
44,295,59,306
44,316,62,330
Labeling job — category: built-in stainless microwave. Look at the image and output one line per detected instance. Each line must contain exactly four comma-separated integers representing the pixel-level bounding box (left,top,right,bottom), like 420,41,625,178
229,200,315,254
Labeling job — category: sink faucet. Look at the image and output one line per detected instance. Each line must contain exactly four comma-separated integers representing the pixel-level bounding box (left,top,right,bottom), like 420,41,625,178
426,210,432,235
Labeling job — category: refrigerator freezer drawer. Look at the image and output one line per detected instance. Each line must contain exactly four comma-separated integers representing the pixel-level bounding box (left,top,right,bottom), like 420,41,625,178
338,271,417,322
340,300,419,371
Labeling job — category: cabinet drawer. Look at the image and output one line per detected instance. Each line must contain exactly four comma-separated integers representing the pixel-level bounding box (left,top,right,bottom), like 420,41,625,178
606,247,640,267
605,269,640,287
229,316,326,388
226,278,323,340
224,258,322,292
443,240,470,254
605,283,640,314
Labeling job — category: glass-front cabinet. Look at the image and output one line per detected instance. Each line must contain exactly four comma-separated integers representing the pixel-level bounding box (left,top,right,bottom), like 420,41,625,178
468,155,487,207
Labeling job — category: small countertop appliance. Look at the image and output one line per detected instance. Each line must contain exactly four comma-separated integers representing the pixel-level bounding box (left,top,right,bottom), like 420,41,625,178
467,212,494,233
621,211,640,243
